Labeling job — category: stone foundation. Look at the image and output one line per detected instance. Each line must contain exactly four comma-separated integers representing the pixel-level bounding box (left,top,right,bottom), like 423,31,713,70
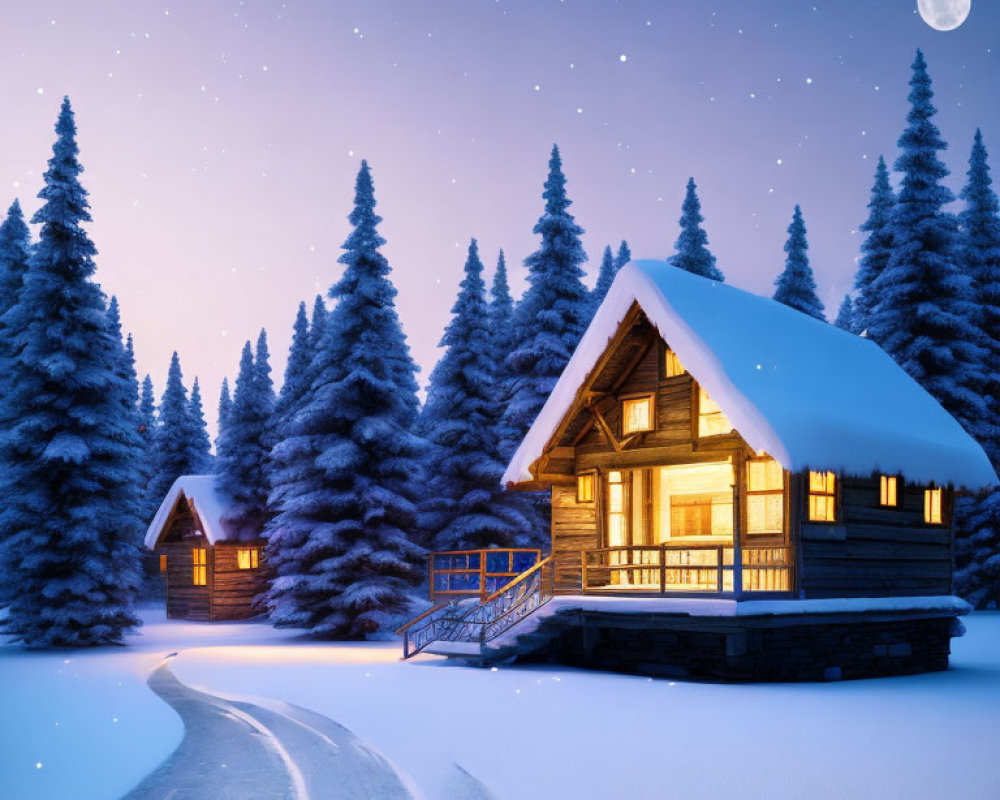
512,609,960,681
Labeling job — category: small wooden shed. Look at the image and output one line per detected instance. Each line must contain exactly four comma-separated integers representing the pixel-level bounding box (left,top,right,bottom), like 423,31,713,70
144,475,267,621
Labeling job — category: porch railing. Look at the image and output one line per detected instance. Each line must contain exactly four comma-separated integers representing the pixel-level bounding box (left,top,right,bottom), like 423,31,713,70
430,548,541,603
399,556,554,659
581,545,791,595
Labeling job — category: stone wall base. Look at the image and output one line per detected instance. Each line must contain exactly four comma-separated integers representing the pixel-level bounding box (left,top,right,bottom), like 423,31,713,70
516,611,959,681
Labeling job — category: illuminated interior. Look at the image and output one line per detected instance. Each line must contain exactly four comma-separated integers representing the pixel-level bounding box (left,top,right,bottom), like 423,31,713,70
159,554,167,573
880,475,898,507
808,470,837,521
746,458,785,534
192,548,207,585
697,386,733,437
622,395,654,435
924,488,942,524
237,547,260,570
664,349,686,377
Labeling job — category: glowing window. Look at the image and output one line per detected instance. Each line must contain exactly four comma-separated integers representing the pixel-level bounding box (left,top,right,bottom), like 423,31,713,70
665,349,686,377
880,475,898,507
577,473,595,503
924,488,943,524
607,471,626,548
237,547,260,570
622,395,654,435
159,554,167,573
192,548,207,586
697,387,733,437
746,458,785,534
808,471,836,522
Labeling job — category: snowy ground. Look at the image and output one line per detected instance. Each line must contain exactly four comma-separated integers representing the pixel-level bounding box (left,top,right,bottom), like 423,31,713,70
3,607,1000,800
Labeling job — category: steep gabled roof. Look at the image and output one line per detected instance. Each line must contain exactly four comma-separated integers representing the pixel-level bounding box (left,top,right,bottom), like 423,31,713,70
503,260,997,490
144,475,233,550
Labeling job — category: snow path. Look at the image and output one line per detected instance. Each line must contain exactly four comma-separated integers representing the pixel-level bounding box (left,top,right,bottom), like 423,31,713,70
124,660,414,800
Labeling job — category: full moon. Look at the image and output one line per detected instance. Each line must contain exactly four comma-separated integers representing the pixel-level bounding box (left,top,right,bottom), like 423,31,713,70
918,0,971,31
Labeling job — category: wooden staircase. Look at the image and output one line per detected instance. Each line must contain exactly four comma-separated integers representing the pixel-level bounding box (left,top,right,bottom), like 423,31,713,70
397,556,554,662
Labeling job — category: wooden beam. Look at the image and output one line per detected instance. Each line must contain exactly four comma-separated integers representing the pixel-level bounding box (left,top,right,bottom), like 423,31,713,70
608,330,658,395
591,407,623,453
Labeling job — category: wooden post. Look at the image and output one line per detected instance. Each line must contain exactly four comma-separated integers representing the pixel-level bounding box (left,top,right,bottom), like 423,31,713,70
479,550,486,602
659,543,667,594
716,546,724,593
581,549,588,593
733,450,745,599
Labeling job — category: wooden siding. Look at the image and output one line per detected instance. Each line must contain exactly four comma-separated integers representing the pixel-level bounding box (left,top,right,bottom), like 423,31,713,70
798,475,953,598
211,542,268,620
162,539,213,620
552,485,598,593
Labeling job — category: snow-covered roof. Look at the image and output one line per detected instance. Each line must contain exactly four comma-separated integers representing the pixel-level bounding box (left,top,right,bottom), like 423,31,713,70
503,260,997,490
144,475,234,550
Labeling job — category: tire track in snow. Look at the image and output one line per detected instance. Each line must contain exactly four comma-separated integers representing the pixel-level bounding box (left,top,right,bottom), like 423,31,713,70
122,659,414,800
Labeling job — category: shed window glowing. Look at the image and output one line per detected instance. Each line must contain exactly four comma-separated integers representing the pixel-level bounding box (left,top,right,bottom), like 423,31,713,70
622,395,653,435
924,488,943,524
577,473,595,503
237,547,260,570
192,548,207,585
159,554,167,573
880,475,898,507
697,387,733,437
746,458,784,534
808,471,836,522
664,349,686,377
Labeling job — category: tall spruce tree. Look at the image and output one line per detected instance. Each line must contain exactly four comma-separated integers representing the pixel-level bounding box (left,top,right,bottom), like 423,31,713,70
773,205,825,320
217,376,232,447
500,144,590,461
867,50,991,446
187,378,212,471
421,240,530,550
0,98,141,645
137,374,157,519
488,249,515,379
497,145,590,544
615,240,632,273
309,294,327,354
854,156,896,335
954,129,1000,607
263,160,424,638
146,352,205,504
218,337,274,538
670,178,724,281
591,245,616,308
834,294,857,334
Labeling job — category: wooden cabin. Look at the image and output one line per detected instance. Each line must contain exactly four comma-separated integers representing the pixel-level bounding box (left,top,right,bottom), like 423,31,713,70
400,260,995,680
144,475,267,621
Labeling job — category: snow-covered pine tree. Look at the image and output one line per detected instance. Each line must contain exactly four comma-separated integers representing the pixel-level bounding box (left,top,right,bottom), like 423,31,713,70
953,129,1000,607
773,205,825,320
263,160,425,638
834,294,857,334
854,156,895,336
139,374,157,479
591,245,616,309
500,144,590,462
0,98,141,646
488,249,515,380
276,302,311,427
309,294,327,353
497,145,590,544
217,377,232,446
670,178,724,281
867,50,992,445
146,352,205,505
186,378,213,472
421,240,530,551
615,240,631,273
217,338,273,539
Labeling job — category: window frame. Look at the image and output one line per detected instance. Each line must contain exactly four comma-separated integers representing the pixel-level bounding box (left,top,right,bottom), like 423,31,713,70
694,383,734,439
237,547,260,570
806,470,838,523
576,472,596,504
879,474,900,508
620,392,656,437
745,457,786,537
192,547,208,586
924,486,946,525
159,554,168,573
664,348,686,379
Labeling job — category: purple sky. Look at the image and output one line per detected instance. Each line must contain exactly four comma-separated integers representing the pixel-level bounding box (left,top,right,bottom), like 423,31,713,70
1,1,997,437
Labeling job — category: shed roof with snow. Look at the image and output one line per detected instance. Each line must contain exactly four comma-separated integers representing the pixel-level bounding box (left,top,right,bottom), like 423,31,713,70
503,259,997,490
144,474,234,550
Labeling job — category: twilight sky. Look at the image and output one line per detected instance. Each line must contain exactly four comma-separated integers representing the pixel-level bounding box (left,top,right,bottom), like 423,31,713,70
1,1,998,437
